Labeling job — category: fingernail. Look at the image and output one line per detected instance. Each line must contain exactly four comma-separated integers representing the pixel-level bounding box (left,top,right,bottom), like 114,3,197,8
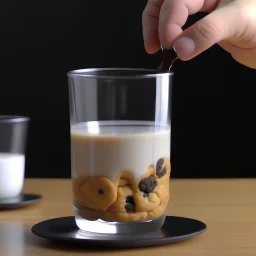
173,37,196,59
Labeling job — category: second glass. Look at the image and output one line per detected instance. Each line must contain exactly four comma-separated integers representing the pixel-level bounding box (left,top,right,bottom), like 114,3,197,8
68,68,173,235
0,116,29,199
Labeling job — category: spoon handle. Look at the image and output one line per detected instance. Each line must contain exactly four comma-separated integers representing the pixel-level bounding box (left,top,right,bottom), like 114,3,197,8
157,46,179,72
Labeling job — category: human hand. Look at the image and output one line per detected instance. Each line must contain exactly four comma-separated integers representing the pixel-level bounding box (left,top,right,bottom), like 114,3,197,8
142,0,256,69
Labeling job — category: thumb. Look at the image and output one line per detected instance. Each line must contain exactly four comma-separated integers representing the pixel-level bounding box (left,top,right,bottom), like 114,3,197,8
173,6,239,60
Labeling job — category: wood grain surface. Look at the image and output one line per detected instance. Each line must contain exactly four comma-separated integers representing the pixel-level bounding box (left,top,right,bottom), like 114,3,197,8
0,178,255,255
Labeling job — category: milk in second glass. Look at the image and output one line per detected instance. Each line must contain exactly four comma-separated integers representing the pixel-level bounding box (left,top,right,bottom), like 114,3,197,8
0,153,25,199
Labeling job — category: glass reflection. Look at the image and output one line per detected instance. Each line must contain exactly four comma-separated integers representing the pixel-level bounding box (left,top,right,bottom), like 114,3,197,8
0,222,25,256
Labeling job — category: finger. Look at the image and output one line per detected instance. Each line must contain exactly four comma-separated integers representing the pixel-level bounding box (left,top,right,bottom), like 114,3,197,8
218,40,236,54
142,0,165,54
231,47,256,69
158,0,219,48
219,41,256,69
173,6,243,61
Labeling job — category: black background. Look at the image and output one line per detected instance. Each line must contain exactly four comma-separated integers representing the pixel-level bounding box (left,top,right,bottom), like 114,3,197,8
1,0,256,178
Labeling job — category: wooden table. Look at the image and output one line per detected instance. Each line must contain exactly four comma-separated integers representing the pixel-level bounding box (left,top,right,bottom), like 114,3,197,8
0,178,255,255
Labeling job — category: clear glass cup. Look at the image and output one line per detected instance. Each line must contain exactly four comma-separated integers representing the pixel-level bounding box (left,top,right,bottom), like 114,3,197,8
0,116,29,199
68,68,173,235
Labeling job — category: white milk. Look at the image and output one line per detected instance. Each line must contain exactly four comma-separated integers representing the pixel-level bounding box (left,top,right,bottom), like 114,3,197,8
71,121,170,182
0,153,25,199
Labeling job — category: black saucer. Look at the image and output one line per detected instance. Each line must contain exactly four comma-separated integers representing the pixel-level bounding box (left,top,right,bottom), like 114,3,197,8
0,194,42,210
31,216,207,248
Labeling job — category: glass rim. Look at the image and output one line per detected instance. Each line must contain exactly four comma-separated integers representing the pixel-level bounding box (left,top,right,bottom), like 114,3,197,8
0,115,30,123
67,68,174,79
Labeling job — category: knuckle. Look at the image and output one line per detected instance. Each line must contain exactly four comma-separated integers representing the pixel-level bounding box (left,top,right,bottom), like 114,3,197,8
142,0,163,19
235,4,256,40
193,19,220,41
148,0,162,7
142,2,161,26
142,9,152,26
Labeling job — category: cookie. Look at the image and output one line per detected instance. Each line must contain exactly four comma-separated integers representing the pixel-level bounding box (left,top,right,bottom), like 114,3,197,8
137,165,155,184
125,196,135,213
118,178,130,187
107,185,133,213
153,184,170,203
156,158,167,178
115,170,137,190
73,176,117,211
138,176,158,194
133,189,161,212
73,158,171,223
76,197,167,222
155,158,171,185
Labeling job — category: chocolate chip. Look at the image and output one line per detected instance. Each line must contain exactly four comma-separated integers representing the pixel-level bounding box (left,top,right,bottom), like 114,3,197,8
98,189,104,195
143,193,149,197
156,167,167,178
126,196,134,204
125,203,135,213
125,196,135,213
138,182,147,192
138,176,157,194
156,158,164,173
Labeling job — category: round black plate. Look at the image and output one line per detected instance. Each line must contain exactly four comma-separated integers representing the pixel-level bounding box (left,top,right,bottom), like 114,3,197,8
0,194,42,210
31,216,207,248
